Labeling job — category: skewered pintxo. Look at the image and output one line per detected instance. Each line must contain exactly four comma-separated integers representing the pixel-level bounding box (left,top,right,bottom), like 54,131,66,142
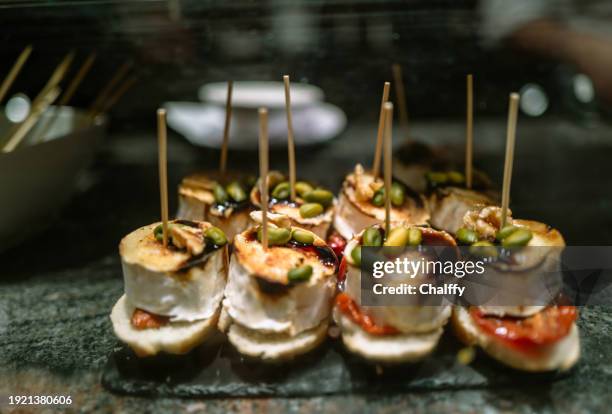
334,224,455,362
219,212,338,360
110,220,229,357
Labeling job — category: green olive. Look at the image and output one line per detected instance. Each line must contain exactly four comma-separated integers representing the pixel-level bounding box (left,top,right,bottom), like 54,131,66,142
291,229,315,245
295,181,314,198
501,228,533,247
288,265,313,283
271,181,290,199
384,226,411,247
362,226,383,247
304,188,334,207
257,226,291,246
447,171,466,185
351,245,362,266
205,226,228,246
425,171,448,186
456,227,478,245
407,227,423,246
496,225,518,241
469,241,498,258
390,182,406,207
371,190,385,207
214,184,229,204
299,202,324,218
153,224,168,242
226,181,247,203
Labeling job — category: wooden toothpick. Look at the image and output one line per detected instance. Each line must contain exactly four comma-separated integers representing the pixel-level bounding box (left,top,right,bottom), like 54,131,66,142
219,80,233,177
383,102,394,236
157,108,169,247
259,107,269,249
501,93,520,228
88,60,133,118
98,75,137,115
0,45,33,104
283,75,297,200
392,63,409,140
465,74,474,189
372,81,390,178
59,52,97,106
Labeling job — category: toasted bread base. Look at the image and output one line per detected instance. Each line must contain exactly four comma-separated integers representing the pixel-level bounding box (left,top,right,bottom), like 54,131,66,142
220,307,328,361
451,306,580,372
110,295,220,357
333,307,445,363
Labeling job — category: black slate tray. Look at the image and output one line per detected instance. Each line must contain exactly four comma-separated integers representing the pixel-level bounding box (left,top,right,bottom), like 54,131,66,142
101,330,569,398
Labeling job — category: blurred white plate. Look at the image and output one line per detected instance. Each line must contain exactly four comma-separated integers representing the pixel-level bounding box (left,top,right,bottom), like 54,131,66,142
164,101,346,149
199,81,324,109
0,106,105,251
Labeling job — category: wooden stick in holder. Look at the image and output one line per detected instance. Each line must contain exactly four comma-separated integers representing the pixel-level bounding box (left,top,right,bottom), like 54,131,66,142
259,107,269,249
392,63,409,139
383,102,394,236
88,60,133,117
501,93,520,228
372,81,390,178
219,80,233,177
0,45,33,104
283,75,297,200
157,108,169,247
465,74,474,189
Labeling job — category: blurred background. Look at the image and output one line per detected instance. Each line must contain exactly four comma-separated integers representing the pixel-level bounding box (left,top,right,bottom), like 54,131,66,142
1,0,612,272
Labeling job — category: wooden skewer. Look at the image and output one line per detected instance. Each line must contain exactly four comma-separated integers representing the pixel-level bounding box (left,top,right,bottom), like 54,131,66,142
32,53,98,144
465,74,474,189
372,81,391,178
157,108,169,247
391,63,409,140
2,86,61,152
0,45,33,104
219,80,233,177
97,75,137,115
59,52,96,106
501,93,520,228
383,102,394,236
283,75,297,200
259,107,269,249
88,60,133,117
45,51,75,92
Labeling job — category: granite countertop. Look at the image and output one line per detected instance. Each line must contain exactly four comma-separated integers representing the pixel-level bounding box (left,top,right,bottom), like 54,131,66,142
1,118,612,413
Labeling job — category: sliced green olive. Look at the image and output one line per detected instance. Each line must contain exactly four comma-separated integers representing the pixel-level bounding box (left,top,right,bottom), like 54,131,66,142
371,190,385,207
496,225,518,241
362,226,383,247
425,171,448,186
469,241,498,258
407,227,423,246
153,224,168,242
291,229,315,245
205,226,228,246
226,181,247,202
351,245,362,266
295,181,314,198
390,182,406,207
214,184,229,204
501,228,533,247
299,202,324,218
447,171,466,185
456,227,478,245
288,265,313,283
304,188,334,207
271,181,290,199
257,226,291,246
384,226,411,247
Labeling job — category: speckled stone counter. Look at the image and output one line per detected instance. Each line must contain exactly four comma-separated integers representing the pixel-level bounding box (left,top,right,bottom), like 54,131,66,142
2,119,612,413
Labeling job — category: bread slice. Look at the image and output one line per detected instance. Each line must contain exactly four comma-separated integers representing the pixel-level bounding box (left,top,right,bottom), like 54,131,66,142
451,306,580,372
110,295,220,357
220,307,328,361
333,307,445,363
